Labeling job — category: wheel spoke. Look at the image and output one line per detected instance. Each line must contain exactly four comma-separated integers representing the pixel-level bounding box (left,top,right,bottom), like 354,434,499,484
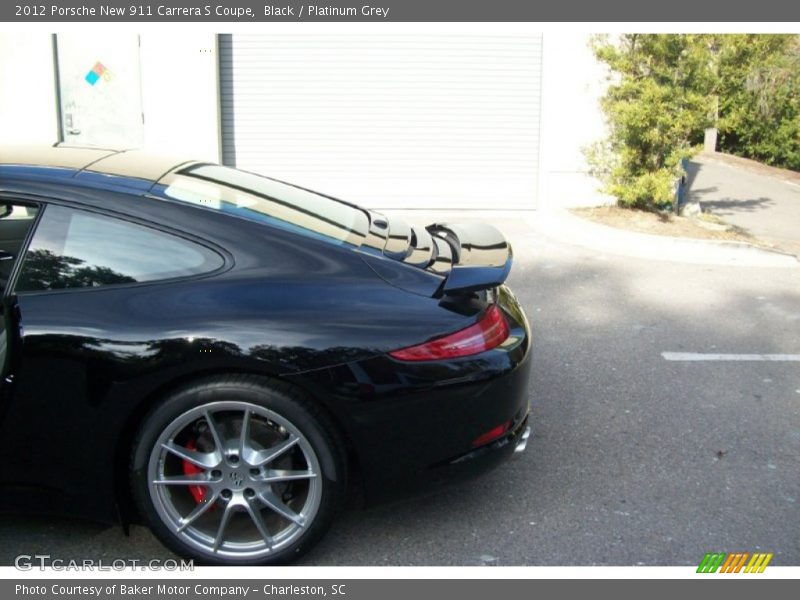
149,400,323,559
261,469,317,483
239,409,251,456
257,490,305,527
247,435,299,467
244,498,274,547
177,492,219,532
212,501,236,552
204,409,226,454
162,441,220,469
152,473,209,486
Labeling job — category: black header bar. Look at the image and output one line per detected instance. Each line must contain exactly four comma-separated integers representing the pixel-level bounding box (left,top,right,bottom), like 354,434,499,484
3,0,800,22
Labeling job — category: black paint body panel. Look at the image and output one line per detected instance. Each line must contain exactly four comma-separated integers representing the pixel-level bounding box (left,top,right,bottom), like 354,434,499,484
0,154,532,523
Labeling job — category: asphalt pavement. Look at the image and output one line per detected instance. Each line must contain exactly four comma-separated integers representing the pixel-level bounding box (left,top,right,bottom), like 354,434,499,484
0,216,798,566
687,155,800,257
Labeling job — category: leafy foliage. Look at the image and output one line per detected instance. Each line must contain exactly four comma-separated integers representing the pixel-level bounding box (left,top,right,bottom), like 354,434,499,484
589,35,715,209
590,34,800,210
715,35,800,169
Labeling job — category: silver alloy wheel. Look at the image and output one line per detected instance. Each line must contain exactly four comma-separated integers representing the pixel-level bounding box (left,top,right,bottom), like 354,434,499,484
147,400,322,560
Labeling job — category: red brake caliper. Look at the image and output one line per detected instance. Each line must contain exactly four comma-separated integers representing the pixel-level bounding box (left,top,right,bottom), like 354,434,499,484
183,440,208,504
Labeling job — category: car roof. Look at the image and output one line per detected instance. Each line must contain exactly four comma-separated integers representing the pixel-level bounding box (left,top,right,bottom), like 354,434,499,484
0,145,195,189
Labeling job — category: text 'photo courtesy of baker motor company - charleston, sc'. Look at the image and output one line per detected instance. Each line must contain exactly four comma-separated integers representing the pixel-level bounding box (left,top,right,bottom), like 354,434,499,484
16,583,342,597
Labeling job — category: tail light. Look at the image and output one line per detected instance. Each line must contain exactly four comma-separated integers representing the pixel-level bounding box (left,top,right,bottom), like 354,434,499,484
472,420,512,447
389,304,510,362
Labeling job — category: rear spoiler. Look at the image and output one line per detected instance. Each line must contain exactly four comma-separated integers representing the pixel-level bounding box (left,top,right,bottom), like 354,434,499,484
427,223,513,294
362,213,513,296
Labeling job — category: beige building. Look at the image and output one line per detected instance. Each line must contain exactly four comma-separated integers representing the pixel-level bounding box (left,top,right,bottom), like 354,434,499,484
0,31,609,210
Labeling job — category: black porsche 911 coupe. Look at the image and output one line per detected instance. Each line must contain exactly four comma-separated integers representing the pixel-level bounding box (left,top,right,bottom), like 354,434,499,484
0,145,532,565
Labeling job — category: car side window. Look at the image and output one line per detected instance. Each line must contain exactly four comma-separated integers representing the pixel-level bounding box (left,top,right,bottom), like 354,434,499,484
15,205,224,292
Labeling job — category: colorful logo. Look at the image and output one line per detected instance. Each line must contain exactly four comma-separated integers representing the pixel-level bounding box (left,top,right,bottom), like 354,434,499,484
697,552,773,573
85,62,111,86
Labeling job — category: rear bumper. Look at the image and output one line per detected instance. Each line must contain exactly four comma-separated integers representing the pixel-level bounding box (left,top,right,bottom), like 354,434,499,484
425,414,531,488
286,284,533,504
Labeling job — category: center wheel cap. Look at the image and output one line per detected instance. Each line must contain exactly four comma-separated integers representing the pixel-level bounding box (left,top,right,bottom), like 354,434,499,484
228,470,245,489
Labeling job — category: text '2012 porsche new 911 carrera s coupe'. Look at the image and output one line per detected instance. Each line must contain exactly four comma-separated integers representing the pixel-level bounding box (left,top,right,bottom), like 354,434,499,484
0,145,532,565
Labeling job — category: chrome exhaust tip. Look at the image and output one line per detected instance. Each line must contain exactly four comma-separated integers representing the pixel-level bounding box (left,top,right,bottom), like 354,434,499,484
514,426,531,454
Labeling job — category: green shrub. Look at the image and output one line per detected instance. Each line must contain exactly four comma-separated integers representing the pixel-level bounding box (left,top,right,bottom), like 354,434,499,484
716,35,800,170
590,34,800,211
589,35,714,210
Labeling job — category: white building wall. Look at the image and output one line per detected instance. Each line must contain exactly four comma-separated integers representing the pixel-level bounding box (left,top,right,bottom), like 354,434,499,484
0,31,609,211
538,32,614,210
0,33,219,162
0,33,59,145
138,33,220,162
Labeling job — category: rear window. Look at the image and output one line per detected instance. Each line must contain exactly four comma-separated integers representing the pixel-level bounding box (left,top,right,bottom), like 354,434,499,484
159,164,369,247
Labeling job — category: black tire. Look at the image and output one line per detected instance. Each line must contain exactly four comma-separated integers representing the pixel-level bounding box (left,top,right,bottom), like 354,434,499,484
130,374,346,565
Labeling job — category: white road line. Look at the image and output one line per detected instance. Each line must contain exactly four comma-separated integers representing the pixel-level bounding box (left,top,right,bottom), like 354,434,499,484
662,352,800,362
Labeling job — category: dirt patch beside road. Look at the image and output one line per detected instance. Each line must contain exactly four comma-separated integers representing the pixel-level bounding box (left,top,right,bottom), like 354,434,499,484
571,206,762,244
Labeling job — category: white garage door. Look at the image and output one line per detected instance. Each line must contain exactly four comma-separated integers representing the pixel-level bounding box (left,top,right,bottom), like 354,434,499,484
219,34,542,209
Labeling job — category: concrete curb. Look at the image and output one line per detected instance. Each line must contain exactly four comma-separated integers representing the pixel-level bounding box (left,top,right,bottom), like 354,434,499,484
527,210,799,268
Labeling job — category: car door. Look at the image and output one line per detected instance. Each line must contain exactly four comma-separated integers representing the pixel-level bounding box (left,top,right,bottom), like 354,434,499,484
0,199,225,520
0,200,40,395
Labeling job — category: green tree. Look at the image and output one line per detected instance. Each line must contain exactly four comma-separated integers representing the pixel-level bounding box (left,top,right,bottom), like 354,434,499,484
589,34,716,210
590,34,800,211
715,35,800,169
